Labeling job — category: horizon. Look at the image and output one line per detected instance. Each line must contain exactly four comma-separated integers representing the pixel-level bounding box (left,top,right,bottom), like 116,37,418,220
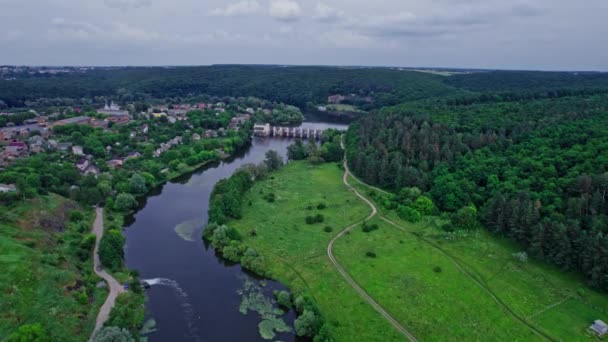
1,1,607,71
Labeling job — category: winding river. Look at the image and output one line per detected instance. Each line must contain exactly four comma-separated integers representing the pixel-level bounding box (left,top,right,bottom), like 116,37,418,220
123,119,349,341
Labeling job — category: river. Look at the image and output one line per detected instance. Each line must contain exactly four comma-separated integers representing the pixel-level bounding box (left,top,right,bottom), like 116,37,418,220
123,120,349,341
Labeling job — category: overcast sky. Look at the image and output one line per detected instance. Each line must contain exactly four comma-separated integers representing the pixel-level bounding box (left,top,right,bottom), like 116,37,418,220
0,0,606,70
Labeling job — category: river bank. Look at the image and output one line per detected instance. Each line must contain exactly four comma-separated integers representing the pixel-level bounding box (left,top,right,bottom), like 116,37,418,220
120,121,348,341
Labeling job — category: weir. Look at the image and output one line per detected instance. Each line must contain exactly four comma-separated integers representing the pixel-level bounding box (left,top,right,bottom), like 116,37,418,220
253,123,325,139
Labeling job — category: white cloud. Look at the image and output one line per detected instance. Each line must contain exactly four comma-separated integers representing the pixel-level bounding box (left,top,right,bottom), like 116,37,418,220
208,1,261,17
0,29,23,43
313,2,346,22
104,0,151,10
269,0,302,22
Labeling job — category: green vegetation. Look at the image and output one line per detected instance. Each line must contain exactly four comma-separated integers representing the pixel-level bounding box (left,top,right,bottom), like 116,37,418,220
0,195,105,341
346,94,608,291
206,162,402,341
348,173,608,341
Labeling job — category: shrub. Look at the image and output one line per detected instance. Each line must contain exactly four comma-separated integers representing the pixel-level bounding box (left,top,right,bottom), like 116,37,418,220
275,290,292,309
317,202,327,210
92,326,134,342
264,193,276,203
362,222,379,233
99,230,125,270
397,205,421,223
306,204,313,210
433,266,442,273
314,214,324,223
305,216,315,224
114,193,137,212
323,226,333,233
70,211,84,222
366,251,377,258
8,323,50,342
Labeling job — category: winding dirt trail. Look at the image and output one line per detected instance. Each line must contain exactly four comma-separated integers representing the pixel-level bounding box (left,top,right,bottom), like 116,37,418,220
339,140,553,342
90,207,125,339
326,148,418,341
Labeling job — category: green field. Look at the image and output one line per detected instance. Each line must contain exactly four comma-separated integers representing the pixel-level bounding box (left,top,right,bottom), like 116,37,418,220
347,173,608,341
227,160,608,341
229,162,404,341
0,195,105,341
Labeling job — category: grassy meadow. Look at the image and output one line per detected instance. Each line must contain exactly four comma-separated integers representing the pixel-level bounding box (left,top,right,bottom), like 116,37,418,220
347,173,608,341
0,194,105,341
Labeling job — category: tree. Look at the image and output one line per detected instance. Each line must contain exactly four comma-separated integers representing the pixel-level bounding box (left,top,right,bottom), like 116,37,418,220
115,193,137,212
452,206,478,229
128,174,147,194
92,326,134,342
8,323,49,342
264,150,284,171
287,139,307,160
295,309,321,337
99,230,125,270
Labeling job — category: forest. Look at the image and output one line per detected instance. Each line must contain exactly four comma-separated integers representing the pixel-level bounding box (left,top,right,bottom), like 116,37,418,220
345,93,608,291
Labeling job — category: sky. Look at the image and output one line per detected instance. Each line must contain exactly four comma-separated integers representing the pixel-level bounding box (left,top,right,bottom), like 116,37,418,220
0,0,606,71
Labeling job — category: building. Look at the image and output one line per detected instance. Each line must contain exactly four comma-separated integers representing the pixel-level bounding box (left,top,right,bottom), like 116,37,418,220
192,133,201,141
141,124,149,134
0,184,16,193
72,145,84,156
253,123,271,137
107,115,130,125
107,159,124,169
317,106,327,112
51,116,91,127
28,135,47,153
98,101,129,116
57,142,72,152
75,158,89,172
591,320,608,337
328,94,346,104
6,141,27,154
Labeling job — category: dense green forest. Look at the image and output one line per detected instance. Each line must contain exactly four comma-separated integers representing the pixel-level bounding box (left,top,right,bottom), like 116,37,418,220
0,65,458,109
346,94,608,291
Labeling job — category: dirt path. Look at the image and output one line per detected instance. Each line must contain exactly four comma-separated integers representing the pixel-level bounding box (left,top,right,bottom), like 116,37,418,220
91,207,125,339
339,139,553,341
326,147,418,341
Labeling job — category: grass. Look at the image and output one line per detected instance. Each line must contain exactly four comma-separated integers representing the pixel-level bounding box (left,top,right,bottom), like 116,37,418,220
326,104,365,113
347,173,608,341
229,162,404,341
0,194,105,341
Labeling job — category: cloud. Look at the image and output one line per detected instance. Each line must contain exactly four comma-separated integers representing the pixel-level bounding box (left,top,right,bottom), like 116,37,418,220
269,0,302,22
208,1,261,17
313,2,346,22
0,29,23,43
104,0,151,10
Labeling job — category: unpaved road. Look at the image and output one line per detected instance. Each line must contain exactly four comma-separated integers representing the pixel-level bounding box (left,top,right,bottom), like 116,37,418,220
91,207,125,338
326,146,418,341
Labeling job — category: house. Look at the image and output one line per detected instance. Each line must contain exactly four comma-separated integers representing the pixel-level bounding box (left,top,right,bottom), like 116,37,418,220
28,135,47,153
57,142,72,152
72,145,84,156
0,183,16,193
75,158,89,172
591,320,608,337
84,164,100,178
141,124,149,134
107,159,124,169
328,94,345,104
47,139,58,149
152,112,167,119
98,101,129,116
192,133,201,141
167,116,177,124
126,151,141,160
204,130,218,138
317,106,327,112
246,108,255,114
253,123,271,137
6,141,27,154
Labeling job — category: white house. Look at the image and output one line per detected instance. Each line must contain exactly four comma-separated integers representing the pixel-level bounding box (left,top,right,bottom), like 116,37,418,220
253,123,271,137
72,145,84,156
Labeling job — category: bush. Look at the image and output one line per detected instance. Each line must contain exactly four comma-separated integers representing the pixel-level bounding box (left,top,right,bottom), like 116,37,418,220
105,293,144,338
317,202,327,210
397,205,421,223
92,326,134,342
366,251,377,258
314,214,324,223
362,222,379,233
264,193,276,203
99,230,125,270
8,323,50,342
275,290,292,309
305,216,315,224
323,226,333,233
433,266,442,273
70,211,84,222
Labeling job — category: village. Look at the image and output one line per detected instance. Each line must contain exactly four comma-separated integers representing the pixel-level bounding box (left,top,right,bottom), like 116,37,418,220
0,99,273,193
